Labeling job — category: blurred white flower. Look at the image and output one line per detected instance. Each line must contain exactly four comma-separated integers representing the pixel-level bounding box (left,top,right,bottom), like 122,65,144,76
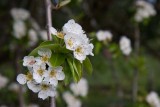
28,29,38,46
40,30,48,40
119,36,132,56
0,105,8,107
63,92,82,107
134,0,156,22
13,21,26,39
38,48,52,63
44,66,65,86
8,82,26,93
10,8,30,21
146,91,160,107
0,74,8,89
96,30,113,41
70,78,88,97
63,19,84,35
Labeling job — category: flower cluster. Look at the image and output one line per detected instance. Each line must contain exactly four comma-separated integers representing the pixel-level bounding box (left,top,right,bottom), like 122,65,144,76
146,91,160,107
96,30,113,42
134,0,156,22
17,48,65,100
119,36,132,56
50,19,94,63
63,78,88,107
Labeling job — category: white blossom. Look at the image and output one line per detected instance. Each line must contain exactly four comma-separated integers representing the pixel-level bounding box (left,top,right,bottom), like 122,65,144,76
37,48,52,64
63,20,94,62
134,0,156,22
38,82,56,100
96,30,113,41
63,92,82,107
70,78,88,97
10,8,30,21
146,91,160,107
44,66,65,86
13,21,26,39
63,19,84,35
0,74,8,89
23,56,36,67
28,29,38,46
32,63,47,83
119,36,132,56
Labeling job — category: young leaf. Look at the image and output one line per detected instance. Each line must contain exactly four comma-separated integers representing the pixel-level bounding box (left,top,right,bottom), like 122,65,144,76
40,41,53,46
64,61,72,85
83,57,93,74
49,53,66,67
73,59,82,79
67,57,79,82
29,44,70,56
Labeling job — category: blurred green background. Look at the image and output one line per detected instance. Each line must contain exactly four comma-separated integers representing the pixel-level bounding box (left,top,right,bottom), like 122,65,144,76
0,0,160,107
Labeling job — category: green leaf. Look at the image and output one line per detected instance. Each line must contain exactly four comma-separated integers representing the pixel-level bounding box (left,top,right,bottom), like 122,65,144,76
83,57,93,74
51,34,59,43
73,59,82,79
63,61,72,85
59,0,71,7
40,41,53,46
29,44,70,56
67,57,79,82
49,53,66,67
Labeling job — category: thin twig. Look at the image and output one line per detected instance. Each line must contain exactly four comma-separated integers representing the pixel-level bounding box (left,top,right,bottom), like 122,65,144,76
132,24,140,102
45,0,56,107
45,0,52,40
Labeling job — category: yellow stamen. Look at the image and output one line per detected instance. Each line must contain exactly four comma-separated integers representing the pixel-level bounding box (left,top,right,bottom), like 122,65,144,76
26,72,33,81
41,84,49,90
68,39,73,47
50,70,56,77
41,56,49,62
57,32,64,39
75,46,83,54
37,69,44,76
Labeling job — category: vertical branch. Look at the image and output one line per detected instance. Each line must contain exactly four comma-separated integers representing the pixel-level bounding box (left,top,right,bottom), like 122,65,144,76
132,24,140,102
45,0,56,107
45,0,52,40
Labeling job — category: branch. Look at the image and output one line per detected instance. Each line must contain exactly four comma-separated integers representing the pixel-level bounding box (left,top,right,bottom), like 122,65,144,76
132,24,140,102
45,0,56,107
45,0,52,40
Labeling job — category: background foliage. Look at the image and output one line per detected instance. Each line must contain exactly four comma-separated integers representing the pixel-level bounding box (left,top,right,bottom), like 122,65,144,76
0,0,160,107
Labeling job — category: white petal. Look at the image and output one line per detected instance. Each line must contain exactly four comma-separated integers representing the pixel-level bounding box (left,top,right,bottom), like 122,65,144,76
38,48,52,58
63,19,84,35
17,74,27,85
49,78,58,86
23,56,35,67
54,66,63,72
33,73,43,83
27,81,40,93
56,72,65,80
38,90,49,100
50,27,57,35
